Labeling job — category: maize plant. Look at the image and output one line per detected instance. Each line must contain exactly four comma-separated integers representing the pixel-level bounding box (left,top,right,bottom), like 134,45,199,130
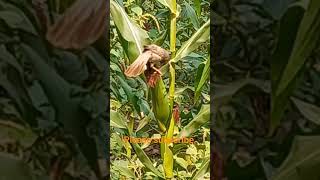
110,0,210,179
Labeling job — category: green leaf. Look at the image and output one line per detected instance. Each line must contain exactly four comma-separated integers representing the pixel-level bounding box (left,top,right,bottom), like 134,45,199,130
0,45,23,73
110,110,127,129
156,0,173,13
0,152,48,180
276,0,320,96
20,44,71,110
0,120,37,147
154,29,168,46
184,2,200,29
174,156,188,170
0,5,37,35
175,86,194,96
0,47,36,126
117,76,141,114
178,104,210,138
194,0,201,16
194,57,210,103
113,163,136,179
84,47,107,73
110,0,150,62
213,78,270,112
271,136,320,180
262,0,296,20
191,157,210,180
131,144,165,178
20,44,101,178
131,5,143,16
0,46,24,110
292,98,320,125
270,2,306,134
271,3,305,91
171,20,209,63
194,63,204,93
172,143,188,154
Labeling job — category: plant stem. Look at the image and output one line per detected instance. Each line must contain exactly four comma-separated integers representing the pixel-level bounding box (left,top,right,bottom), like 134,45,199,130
163,0,178,179
170,0,177,57
169,0,177,112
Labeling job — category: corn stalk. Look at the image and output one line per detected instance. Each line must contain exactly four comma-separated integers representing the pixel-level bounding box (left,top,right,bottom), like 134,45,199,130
147,0,177,177
164,0,177,178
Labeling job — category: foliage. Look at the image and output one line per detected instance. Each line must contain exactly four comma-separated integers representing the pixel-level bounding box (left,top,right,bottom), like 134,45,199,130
110,0,210,179
213,0,320,179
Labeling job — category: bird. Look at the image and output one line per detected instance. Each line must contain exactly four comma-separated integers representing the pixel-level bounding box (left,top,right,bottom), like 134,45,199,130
124,44,171,78
45,0,106,50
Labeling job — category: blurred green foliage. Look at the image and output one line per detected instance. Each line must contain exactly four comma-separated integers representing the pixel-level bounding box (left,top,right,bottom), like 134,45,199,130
213,0,320,179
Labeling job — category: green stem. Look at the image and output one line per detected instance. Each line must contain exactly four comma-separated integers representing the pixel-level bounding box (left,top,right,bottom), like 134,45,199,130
169,0,177,112
168,63,175,112
170,0,177,56
163,1,177,179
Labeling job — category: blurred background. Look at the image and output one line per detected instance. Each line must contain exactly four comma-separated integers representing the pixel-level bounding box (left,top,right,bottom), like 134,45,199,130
212,0,320,179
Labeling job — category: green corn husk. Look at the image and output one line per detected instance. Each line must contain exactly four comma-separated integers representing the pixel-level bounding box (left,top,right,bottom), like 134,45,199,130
151,78,170,132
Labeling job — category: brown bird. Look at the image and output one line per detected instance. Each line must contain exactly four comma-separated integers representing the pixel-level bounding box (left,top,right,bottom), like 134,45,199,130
124,44,171,77
45,0,106,50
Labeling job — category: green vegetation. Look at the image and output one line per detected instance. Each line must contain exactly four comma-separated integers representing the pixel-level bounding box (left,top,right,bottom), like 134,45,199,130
213,0,320,179
110,0,210,179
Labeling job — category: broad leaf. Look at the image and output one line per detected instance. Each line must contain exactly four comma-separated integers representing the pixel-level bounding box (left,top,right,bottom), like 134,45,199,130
184,2,200,29
262,0,296,19
174,156,188,170
171,20,209,63
0,2,37,35
194,0,201,16
194,57,210,103
292,98,320,125
214,78,270,110
0,152,48,180
178,104,209,138
276,0,320,95
113,163,136,179
270,2,306,134
131,144,164,178
20,44,101,178
156,0,174,13
0,119,37,147
110,110,127,129
191,157,210,180
271,136,320,180
110,0,150,62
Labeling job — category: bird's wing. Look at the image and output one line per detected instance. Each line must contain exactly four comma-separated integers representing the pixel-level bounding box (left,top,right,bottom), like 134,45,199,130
46,0,106,50
124,51,152,77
